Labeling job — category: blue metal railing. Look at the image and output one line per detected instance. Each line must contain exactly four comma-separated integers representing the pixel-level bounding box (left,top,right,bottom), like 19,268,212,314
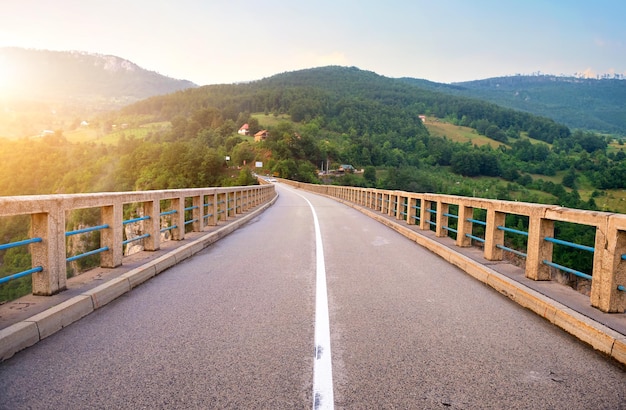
496,225,529,258
184,205,198,226
543,260,592,281
67,247,110,262
466,218,487,226
0,237,42,251
442,212,459,234
123,216,152,246
0,266,43,285
0,238,44,285
123,216,150,225
122,234,150,246
542,235,594,280
465,217,486,243
411,202,421,224
426,207,437,227
544,236,595,253
65,224,109,237
400,198,408,219
160,209,178,233
65,224,110,263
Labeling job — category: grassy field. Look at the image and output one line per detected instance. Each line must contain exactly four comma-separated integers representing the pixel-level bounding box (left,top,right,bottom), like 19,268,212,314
251,113,292,128
423,117,509,148
65,122,171,145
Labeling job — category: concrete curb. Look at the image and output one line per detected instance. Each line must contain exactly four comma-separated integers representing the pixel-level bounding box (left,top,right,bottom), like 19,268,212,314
0,196,277,362
335,197,626,367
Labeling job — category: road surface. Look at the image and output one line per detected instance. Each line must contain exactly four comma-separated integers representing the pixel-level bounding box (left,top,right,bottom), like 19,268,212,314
1,183,624,409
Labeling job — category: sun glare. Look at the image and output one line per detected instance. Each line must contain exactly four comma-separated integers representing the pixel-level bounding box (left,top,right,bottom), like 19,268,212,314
0,57,15,94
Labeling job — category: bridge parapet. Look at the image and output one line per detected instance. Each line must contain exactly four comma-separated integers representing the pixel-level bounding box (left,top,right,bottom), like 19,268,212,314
0,185,275,298
285,181,626,313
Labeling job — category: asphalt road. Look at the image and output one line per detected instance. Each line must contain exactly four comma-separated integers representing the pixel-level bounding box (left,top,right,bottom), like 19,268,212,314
1,183,624,409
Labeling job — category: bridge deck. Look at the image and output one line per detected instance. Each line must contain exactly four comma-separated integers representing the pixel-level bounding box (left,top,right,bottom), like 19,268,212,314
1,184,624,408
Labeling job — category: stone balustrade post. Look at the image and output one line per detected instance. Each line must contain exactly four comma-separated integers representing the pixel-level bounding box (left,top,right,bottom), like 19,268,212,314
192,195,203,231
525,212,553,280
396,195,406,221
406,197,417,225
456,205,474,247
30,208,66,295
100,202,123,268
419,199,430,231
436,201,449,238
388,193,396,217
484,207,505,261
217,192,226,221
591,216,626,312
170,197,185,241
226,192,237,219
142,200,160,251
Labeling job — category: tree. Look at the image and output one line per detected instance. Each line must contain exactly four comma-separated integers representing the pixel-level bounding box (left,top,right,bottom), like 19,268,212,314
363,166,377,186
562,167,577,189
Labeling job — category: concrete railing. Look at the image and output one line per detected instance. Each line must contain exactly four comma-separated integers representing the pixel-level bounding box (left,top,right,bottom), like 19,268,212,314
284,181,626,314
0,184,275,297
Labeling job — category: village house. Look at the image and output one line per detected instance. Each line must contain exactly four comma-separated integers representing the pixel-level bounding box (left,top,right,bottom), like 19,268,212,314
238,123,249,136
254,129,269,142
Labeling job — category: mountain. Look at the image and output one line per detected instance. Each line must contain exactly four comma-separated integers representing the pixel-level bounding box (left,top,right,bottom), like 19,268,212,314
122,65,569,146
401,75,626,135
0,47,196,101
0,47,196,138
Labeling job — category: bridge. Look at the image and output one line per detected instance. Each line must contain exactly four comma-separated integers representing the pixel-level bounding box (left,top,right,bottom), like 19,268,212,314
0,181,625,408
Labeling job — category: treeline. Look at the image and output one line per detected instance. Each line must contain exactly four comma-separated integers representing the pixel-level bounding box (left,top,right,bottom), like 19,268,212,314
0,129,256,301
1,66,623,300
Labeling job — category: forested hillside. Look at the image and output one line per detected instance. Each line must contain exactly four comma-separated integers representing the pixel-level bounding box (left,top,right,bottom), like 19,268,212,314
2,65,623,301
402,75,626,135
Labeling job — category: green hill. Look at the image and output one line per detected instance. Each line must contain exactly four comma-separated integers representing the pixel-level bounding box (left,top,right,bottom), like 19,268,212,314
401,75,626,135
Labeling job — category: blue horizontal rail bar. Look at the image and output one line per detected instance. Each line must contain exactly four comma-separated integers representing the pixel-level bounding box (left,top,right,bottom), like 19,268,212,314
443,213,458,219
542,259,592,280
426,220,436,226
122,233,150,246
66,246,109,262
160,225,178,233
160,210,177,216
123,216,150,225
184,219,198,226
618,285,625,292
465,233,485,243
544,237,594,253
184,206,198,211
427,208,437,214
497,226,529,237
497,244,528,258
66,224,109,237
0,237,42,251
443,226,458,233
467,218,487,226
0,266,43,285
622,254,626,260
203,213,213,219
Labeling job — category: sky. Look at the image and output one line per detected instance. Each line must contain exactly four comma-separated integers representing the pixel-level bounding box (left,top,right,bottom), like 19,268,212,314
0,0,625,86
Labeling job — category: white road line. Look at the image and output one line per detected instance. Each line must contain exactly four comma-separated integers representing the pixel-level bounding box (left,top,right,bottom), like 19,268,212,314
294,191,335,410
